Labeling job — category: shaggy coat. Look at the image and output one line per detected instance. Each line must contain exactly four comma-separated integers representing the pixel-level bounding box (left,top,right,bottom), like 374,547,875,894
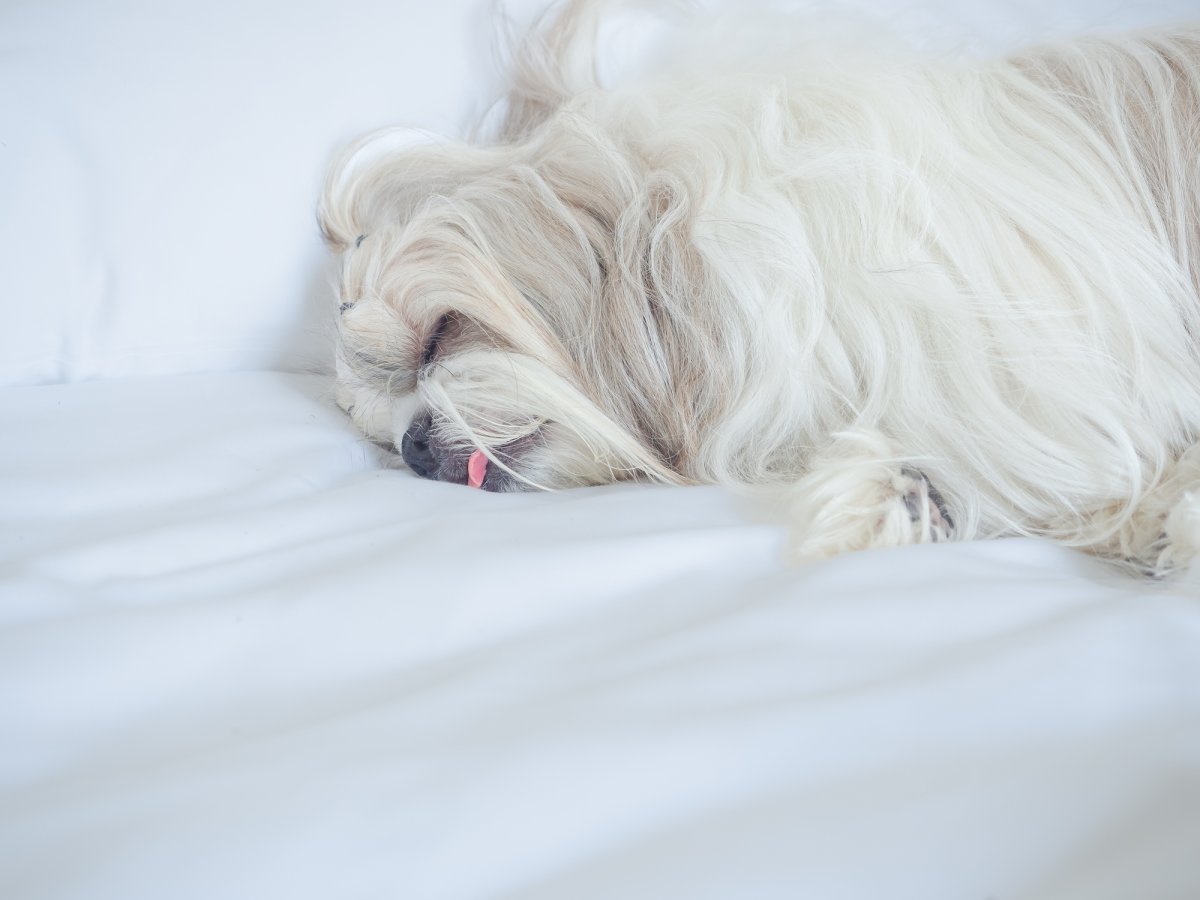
319,2,1200,574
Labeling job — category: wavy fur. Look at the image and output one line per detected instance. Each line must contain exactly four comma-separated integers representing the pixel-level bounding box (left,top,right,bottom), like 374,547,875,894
319,1,1200,575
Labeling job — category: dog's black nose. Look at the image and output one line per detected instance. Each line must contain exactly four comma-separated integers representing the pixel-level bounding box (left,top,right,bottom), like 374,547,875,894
400,413,437,480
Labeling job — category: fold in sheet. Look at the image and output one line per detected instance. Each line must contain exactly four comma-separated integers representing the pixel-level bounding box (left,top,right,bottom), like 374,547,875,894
1,372,1197,900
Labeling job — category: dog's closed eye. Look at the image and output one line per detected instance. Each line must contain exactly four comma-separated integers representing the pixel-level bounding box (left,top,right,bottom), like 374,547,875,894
422,313,453,367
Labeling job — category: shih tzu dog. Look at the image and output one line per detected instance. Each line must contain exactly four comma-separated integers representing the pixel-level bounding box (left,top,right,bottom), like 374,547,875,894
318,0,1200,575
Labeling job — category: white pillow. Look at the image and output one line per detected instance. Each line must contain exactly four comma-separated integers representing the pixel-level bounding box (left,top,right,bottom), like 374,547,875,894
1,0,1194,386
0,0,549,386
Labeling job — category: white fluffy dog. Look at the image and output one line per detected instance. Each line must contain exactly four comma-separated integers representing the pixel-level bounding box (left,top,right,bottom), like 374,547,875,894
318,0,1200,575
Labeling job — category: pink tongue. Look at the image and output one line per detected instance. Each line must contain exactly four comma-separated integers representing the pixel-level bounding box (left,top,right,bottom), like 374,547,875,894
467,449,488,489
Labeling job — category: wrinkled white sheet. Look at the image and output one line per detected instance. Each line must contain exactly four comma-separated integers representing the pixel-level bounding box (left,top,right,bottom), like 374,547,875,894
2,372,1198,899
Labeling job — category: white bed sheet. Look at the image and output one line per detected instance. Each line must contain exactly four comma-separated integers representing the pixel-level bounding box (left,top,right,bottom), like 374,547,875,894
2,371,1198,899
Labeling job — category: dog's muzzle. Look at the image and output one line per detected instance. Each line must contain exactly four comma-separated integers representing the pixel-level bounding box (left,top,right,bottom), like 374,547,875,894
396,411,543,491
399,411,495,490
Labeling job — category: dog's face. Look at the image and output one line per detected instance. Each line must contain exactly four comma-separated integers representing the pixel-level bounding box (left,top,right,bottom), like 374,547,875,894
319,130,707,492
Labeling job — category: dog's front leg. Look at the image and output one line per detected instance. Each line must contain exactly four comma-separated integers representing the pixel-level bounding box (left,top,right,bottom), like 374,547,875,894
786,428,955,563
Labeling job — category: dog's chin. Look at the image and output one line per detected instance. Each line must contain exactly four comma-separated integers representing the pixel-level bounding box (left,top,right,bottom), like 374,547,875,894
380,448,528,492
375,416,587,492
401,423,651,492
335,379,559,491
430,444,550,493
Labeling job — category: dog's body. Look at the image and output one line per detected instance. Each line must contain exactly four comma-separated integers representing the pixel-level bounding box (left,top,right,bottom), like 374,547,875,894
319,2,1200,574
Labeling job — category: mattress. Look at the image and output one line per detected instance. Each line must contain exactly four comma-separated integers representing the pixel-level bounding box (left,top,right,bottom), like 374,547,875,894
2,371,1198,899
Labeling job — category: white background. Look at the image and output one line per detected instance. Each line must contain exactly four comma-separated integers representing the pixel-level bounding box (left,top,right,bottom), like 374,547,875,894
1,0,1197,385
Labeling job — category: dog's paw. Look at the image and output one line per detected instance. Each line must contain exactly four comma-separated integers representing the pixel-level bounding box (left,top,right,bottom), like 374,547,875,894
785,433,956,563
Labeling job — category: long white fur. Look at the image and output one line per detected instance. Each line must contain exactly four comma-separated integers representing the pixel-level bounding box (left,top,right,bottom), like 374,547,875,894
318,1,1200,575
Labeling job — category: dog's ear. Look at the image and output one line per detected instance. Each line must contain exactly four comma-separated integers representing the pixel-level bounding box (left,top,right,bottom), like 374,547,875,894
488,0,682,143
486,0,606,143
318,128,503,250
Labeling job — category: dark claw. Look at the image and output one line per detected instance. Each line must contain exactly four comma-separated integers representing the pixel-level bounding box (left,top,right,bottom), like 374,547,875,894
900,466,954,533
